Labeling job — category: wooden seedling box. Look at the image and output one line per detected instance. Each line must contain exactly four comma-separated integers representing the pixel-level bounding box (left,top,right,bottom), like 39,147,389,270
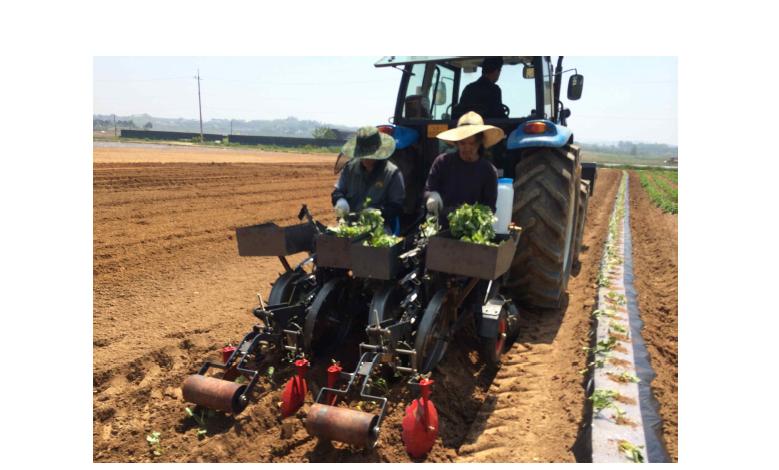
426,229,521,280
315,233,354,269
236,222,315,256
350,240,405,280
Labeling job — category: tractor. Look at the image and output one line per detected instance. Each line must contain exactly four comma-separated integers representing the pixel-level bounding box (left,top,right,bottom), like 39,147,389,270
376,56,596,309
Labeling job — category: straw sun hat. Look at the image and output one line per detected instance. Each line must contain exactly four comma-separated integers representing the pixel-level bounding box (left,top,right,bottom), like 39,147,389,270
436,111,505,149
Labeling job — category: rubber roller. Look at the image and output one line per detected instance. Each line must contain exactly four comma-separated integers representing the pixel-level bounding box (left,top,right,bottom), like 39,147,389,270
305,403,380,447
181,375,248,414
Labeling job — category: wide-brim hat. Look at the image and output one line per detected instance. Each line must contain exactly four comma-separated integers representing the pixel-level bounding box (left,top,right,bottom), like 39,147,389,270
340,126,396,161
436,111,505,149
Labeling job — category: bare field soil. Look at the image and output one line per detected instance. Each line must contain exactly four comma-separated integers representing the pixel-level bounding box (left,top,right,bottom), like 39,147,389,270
628,171,679,461
93,145,639,462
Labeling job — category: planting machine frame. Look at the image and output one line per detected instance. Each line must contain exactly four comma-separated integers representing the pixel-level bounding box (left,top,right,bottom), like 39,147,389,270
181,55,596,459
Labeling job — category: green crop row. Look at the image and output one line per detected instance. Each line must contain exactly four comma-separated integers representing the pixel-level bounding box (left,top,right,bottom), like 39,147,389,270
638,171,678,214
649,171,678,201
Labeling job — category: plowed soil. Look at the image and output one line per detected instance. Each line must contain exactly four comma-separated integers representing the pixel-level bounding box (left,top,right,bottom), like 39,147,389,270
92,144,645,462
628,171,678,461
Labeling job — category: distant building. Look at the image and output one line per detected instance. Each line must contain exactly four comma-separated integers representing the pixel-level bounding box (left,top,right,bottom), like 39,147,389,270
665,156,678,165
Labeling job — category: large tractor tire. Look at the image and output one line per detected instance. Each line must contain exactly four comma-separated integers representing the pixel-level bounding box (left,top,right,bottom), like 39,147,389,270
571,180,591,274
507,145,582,309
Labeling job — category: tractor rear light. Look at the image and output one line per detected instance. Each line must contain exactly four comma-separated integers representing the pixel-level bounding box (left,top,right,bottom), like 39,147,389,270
377,125,394,136
523,122,548,134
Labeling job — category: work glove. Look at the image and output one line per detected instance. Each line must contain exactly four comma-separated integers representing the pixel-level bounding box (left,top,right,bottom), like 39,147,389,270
334,198,350,218
425,191,443,217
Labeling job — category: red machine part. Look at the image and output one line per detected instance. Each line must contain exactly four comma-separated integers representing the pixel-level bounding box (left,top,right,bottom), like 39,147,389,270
326,362,342,405
221,346,237,363
401,378,439,458
280,358,309,417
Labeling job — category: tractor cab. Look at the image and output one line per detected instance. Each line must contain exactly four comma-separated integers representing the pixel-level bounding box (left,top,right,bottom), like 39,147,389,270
374,56,584,226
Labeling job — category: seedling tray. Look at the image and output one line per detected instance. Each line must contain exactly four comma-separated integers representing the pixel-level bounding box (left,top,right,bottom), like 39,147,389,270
315,233,354,269
350,240,405,280
426,229,521,280
236,222,316,256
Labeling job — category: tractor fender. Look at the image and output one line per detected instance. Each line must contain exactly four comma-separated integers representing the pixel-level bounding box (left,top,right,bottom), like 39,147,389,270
390,125,420,150
506,119,572,150
478,298,506,339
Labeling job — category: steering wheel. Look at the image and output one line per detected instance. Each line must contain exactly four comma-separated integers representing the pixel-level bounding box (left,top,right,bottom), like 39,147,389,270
501,104,510,118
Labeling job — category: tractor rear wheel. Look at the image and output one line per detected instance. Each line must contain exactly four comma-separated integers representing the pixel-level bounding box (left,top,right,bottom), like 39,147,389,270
506,145,581,309
572,180,591,274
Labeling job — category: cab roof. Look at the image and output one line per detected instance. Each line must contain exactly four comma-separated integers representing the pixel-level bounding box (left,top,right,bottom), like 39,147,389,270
374,56,534,69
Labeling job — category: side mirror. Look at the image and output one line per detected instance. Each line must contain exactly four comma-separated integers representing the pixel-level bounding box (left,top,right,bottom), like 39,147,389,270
434,82,447,106
522,65,535,79
567,74,583,100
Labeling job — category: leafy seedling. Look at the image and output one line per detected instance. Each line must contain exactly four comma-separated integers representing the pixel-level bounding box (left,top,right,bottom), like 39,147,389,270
596,271,611,288
146,431,162,456
185,407,208,437
590,389,618,412
618,440,645,463
609,322,627,334
372,377,389,395
448,203,498,245
617,371,640,383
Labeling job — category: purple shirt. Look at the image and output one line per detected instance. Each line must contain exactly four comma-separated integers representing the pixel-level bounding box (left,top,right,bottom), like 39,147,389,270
425,151,498,222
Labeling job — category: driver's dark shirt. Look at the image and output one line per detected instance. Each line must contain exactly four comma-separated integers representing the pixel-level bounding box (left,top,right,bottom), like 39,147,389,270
454,75,504,120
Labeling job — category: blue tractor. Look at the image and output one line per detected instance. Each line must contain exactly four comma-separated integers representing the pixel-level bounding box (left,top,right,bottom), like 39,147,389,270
374,56,596,310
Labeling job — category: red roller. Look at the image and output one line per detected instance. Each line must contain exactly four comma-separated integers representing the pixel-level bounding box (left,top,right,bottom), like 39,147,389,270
181,374,248,414
280,358,309,417
305,403,379,447
402,378,438,458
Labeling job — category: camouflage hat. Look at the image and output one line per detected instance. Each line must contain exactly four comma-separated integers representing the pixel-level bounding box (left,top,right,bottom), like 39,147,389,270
340,126,396,161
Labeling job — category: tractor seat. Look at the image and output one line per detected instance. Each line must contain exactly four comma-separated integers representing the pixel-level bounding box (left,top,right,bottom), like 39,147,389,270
404,95,431,119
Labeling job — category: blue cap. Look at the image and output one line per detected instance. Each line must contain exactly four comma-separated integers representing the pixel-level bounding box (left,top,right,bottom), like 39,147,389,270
498,178,513,185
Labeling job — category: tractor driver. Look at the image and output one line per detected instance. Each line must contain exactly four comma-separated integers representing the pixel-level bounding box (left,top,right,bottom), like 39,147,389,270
452,57,506,121
332,126,405,232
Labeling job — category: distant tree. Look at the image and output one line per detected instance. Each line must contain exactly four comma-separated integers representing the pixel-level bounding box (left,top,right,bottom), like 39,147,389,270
630,144,637,156
312,127,337,139
144,122,153,130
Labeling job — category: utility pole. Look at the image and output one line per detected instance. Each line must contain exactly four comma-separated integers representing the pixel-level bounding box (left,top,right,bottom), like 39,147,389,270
113,114,117,137
196,69,204,142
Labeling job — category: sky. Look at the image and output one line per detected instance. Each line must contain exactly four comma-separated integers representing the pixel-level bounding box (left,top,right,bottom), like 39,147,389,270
94,56,677,145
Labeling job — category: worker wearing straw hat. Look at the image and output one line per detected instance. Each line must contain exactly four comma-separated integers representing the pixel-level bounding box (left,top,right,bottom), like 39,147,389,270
424,111,505,225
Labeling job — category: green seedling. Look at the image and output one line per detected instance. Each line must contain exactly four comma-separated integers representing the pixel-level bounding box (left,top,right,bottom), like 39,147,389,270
234,375,248,384
592,308,617,319
594,337,617,354
609,322,627,334
372,377,389,395
617,371,640,383
266,366,276,384
579,357,606,375
146,431,162,456
448,203,498,245
590,357,606,368
185,407,208,437
590,389,618,412
596,271,611,288
618,440,645,463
